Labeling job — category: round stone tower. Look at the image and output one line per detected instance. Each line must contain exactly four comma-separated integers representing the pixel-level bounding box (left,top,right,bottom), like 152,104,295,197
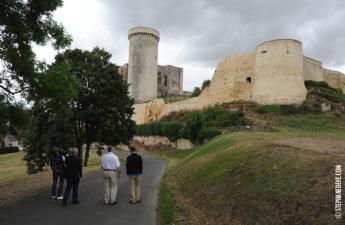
127,26,160,103
252,39,307,104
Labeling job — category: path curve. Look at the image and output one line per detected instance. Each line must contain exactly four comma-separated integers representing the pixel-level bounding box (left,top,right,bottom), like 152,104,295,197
0,154,166,225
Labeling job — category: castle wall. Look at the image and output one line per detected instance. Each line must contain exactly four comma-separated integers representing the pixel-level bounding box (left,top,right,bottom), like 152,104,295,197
128,27,160,103
303,57,323,81
199,53,255,104
252,39,307,104
118,63,128,80
131,38,345,125
132,103,147,125
157,65,183,96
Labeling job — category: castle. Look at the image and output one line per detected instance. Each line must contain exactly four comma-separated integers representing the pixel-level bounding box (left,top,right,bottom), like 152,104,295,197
125,27,345,124
118,27,183,103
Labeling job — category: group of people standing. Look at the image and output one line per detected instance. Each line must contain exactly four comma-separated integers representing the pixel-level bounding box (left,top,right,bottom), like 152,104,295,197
50,145,143,207
50,147,83,206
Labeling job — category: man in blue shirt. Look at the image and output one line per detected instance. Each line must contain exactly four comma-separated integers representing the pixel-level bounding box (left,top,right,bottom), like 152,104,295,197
126,146,143,204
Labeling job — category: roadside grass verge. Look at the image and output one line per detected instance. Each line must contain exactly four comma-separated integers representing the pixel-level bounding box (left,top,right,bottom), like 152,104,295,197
0,149,102,207
0,151,27,184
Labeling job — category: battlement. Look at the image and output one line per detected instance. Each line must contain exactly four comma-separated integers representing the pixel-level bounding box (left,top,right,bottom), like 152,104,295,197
128,26,160,41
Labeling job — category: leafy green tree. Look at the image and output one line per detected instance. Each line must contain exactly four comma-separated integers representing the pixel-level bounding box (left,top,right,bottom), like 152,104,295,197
25,63,79,174
191,87,201,97
0,0,71,98
201,79,211,90
0,96,30,135
191,79,211,97
54,48,135,166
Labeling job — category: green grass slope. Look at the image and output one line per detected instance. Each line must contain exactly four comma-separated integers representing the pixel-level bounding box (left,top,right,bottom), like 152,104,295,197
159,130,345,225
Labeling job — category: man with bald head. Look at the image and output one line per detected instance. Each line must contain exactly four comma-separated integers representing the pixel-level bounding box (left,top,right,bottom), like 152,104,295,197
62,147,82,206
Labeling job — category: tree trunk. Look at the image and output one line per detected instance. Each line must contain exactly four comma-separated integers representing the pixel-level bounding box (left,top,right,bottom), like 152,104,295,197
78,144,83,165
84,142,91,167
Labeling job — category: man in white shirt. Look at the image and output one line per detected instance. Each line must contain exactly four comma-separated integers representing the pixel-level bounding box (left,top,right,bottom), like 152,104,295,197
100,146,121,205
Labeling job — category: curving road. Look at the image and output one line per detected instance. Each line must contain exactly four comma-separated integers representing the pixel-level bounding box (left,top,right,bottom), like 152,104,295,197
0,154,165,225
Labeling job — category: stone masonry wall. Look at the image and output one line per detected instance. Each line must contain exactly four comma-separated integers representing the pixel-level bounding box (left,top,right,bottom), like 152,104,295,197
132,39,345,125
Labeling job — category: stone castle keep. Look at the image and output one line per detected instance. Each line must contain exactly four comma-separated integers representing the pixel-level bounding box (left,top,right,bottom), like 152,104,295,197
125,27,345,124
119,27,183,103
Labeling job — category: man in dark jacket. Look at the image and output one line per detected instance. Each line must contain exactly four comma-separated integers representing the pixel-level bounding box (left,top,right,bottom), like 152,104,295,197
50,147,64,199
62,148,82,206
126,146,143,204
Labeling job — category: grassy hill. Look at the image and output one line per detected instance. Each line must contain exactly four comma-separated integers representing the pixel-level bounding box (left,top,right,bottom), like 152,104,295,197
156,81,345,225
158,129,345,225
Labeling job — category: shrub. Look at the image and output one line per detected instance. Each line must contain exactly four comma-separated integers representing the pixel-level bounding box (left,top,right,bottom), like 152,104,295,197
304,80,329,88
185,112,203,142
196,128,222,143
191,87,201,97
0,147,19,154
160,122,183,141
135,122,183,141
280,105,299,115
318,87,345,102
254,105,281,114
203,105,247,127
298,102,321,114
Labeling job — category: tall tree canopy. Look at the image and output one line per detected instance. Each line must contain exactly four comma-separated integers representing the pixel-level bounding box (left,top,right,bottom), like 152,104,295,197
53,48,135,166
25,48,135,171
25,63,79,174
0,0,71,99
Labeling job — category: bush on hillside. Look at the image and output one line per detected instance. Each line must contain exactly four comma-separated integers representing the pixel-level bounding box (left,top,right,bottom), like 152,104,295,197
298,102,322,114
135,122,183,141
304,80,329,88
311,87,345,103
196,128,222,143
203,105,247,127
305,80,345,102
0,147,19,154
280,104,300,115
184,112,203,142
253,105,281,114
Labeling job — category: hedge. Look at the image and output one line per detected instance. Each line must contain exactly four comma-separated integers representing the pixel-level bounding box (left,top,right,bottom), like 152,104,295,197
196,128,222,143
135,122,183,141
0,147,19,154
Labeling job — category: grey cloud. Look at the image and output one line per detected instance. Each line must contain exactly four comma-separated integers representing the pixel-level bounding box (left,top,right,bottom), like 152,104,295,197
100,0,345,68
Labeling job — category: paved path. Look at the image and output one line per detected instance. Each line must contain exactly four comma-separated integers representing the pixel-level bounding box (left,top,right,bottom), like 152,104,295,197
0,154,166,225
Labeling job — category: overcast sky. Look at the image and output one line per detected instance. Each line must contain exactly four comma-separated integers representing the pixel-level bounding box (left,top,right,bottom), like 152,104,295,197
34,0,345,91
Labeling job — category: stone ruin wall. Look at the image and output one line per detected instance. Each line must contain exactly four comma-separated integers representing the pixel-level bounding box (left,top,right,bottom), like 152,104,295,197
199,53,255,104
133,39,345,124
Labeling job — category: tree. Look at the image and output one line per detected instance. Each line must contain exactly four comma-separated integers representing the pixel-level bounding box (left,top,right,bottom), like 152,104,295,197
201,79,211,90
0,0,71,99
191,87,201,97
25,63,79,174
0,96,30,135
54,48,135,166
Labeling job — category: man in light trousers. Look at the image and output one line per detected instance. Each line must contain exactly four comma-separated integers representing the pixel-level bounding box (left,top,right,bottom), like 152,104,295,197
101,146,121,205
